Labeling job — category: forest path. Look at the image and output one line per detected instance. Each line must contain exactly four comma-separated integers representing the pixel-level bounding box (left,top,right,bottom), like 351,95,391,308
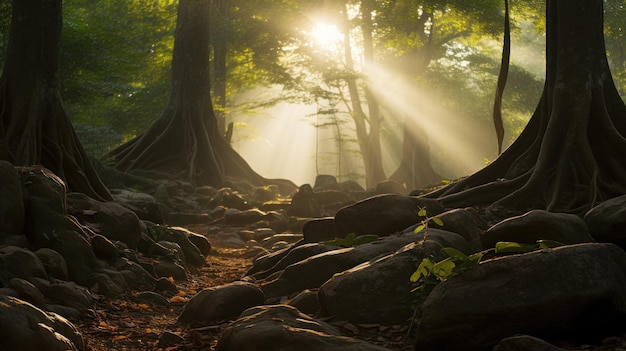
78,224,252,351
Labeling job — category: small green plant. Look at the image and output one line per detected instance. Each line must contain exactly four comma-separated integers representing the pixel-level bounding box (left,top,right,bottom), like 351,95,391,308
413,207,444,234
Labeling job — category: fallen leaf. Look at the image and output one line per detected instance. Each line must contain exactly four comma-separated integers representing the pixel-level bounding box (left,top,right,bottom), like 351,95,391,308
113,335,127,341
169,296,187,303
138,303,150,309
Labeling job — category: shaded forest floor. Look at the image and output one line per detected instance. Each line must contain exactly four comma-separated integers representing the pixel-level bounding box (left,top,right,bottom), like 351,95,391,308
78,225,251,351
77,223,414,351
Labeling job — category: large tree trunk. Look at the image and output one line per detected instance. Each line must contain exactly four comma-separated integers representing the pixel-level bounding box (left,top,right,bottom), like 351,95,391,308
0,0,111,201
109,0,294,193
427,0,626,215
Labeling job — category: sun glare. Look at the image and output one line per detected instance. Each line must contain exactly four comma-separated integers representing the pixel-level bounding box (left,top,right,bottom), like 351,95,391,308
310,22,343,49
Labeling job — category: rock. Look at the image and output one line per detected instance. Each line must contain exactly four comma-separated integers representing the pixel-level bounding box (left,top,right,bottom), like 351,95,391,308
224,208,268,225
34,248,69,281
0,296,84,351
157,331,185,348
260,229,466,299
494,335,567,351
153,260,187,281
66,192,142,249
136,291,170,306
8,278,46,308
216,304,391,351
178,281,265,325
288,184,321,218
482,210,594,249
414,243,626,350
110,188,163,223
218,234,248,249
248,242,339,281
261,234,303,249
149,226,206,267
313,174,339,191
373,180,405,195
186,231,212,256
333,195,444,237
318,239,449,324
314,190,354,214
302,217,336,243
0,246,48,281
287,289,320,315
208,188,250,210
90,234,120,259
584,195,626,248
0,161,24,237
166,212,210,225
435,207,487,252
87,272,124,296
42,282,93,312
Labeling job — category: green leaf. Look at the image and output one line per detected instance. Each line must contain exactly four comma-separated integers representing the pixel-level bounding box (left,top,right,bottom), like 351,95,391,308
410,258,434,282
432,217,444,226
495,241,538,254
414,224,426,234
432,259,456,281
442,247,468,261
537,240,565,249
418,208,427,217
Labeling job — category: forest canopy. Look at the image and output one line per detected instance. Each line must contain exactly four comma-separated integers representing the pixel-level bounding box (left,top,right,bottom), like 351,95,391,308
0,0,625,188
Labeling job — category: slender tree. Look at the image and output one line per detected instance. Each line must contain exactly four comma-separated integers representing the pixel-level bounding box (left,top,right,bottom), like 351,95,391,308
427,0,626,215
0,0,111,201
109,0,294,192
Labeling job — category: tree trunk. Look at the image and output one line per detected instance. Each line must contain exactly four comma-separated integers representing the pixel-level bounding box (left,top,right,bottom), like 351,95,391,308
0,0,111,201
211,0,230,136
427,0,626,215
390,120,441,189
109,0,295,193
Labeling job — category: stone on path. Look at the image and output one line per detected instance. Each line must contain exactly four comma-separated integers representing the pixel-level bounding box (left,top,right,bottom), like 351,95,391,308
178,281,265,325
216,304,392,351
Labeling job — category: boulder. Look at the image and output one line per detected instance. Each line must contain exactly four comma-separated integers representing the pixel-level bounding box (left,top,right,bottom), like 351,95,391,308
34,248,69,281
178,281,265,325
435,207,487,252
584,195,626,248
414,243,626,350
148,225,205,266
110,188,163,223
313,174,339,191
66,192,142,249
481,210,593,249
0,161,24,237
288,184,321,218
302,217,336,243
249,242,339,281
216,304,391,351
333,195,444,237
260,229,467,299
287,289,320,315
318,239,447,324
0,296,84,351
0,246,48,282
42,282,93,312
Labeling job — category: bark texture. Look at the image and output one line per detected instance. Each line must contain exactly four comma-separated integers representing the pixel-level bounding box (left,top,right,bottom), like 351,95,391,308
427,0,626,215
0,0,111,201
109,0,294,193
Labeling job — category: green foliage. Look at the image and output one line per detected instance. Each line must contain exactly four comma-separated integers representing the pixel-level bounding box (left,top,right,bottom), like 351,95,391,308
413,207,443,234
410,239,565,291
323,233,380,248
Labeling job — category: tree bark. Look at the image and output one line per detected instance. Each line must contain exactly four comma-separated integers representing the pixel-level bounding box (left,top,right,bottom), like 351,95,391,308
426,0,626,215
0,0,111,201
109,0,295,193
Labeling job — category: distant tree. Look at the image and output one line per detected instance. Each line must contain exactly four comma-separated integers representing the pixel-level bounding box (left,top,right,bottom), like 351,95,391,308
0,0,111,200
428,0,626,215
109,0,295,192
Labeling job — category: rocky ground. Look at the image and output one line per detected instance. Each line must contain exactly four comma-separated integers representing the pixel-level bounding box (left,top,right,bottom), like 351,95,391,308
76,224,414,351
